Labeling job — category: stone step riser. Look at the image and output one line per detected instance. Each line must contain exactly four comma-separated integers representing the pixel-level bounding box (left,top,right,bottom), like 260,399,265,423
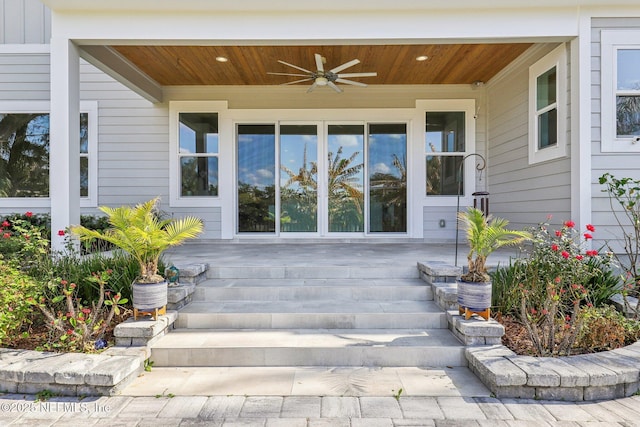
176,313,446,329
206,266,419,280
193,287,433,302
151,347,466,368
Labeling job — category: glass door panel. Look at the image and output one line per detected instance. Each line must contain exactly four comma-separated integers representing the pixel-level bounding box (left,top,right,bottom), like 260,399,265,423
368,123,407,232
280,125,318,232
327,124,365,232
237,124,276,233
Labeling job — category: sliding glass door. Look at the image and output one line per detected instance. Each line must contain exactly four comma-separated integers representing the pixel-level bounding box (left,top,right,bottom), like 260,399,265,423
237,121,407,235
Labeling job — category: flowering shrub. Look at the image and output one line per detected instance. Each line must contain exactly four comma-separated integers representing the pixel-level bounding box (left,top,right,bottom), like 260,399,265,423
0,212,49,267
0,259,42,345
30,269,128,352
496,218,620,356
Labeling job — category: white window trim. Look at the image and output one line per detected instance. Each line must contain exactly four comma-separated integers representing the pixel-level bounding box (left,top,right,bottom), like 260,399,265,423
0,100,98,209
416,99,476,207
528,44,567,164
169,100,228,208
601,30,640,152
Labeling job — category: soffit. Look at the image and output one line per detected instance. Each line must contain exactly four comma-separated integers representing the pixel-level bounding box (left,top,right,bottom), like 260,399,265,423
111,43,533,86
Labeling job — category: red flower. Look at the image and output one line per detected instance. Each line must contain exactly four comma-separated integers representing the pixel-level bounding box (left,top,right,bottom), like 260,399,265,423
551,244,559,251
82,308,91,315
66,329,73,335
555,230,562,237
60,280,67,285
65,312,73,318
554,276,562,284
575,255,584,260
58,229,65,236
1,220,9,227
586,250,598,256
70,283,77,289
564,220,575,228
584,233,593,240
2,233,9,239
25,211,33,218
561,251,570,259
586,224,595,232
530,308,537,315
23,235,30,240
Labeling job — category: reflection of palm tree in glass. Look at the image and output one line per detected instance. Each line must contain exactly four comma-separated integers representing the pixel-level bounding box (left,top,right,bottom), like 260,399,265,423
617,92,640,135
370,154,406,232
280,144,318,231
370,154,406,204
426,142,442,195
328,146,364,231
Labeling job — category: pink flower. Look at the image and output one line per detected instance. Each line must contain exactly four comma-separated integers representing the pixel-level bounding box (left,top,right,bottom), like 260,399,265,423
2,233,9,239
586,224,595,232
561,251,570,259
551,244,559,251
58,229,65,236
575,255,584,260
25,211,33,218
82,308,91,315
564,220,575,228
584,233,593,240
586,250,598,256
554,277,562,284
2,220,9,227
555,230,562,237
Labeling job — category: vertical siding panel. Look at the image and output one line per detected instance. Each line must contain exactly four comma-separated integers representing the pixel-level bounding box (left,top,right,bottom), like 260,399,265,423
3,0,24,44
0,1,5,44
24,0,44,44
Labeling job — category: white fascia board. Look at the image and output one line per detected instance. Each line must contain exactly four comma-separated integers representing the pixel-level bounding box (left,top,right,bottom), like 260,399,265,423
49,8,580,43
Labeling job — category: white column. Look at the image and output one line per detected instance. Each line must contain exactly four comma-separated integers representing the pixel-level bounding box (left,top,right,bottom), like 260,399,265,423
49,38,80,252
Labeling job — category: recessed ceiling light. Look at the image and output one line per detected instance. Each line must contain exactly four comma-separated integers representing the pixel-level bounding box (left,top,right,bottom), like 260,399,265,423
216,56,229,63
416,55,429,61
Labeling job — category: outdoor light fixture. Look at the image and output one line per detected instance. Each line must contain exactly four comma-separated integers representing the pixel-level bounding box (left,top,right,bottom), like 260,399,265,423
416,55,429,61
315,76,329,86
215,56,229,62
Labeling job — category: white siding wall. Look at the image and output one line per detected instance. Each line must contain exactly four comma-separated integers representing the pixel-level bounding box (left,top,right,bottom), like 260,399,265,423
486,44,572,231
0,0,50,44
591,18,640,251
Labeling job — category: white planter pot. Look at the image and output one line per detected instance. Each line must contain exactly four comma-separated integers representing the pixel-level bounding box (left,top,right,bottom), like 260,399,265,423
457,279,492,320
132,281,168,320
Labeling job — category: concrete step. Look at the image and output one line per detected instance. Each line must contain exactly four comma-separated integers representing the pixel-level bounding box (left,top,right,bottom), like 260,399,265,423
193,278,433,302
150,328,466,367
207,265,419,279
175,300,446,329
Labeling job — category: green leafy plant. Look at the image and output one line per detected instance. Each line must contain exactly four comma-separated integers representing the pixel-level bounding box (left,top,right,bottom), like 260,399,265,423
0,212,50,269
0,259,42,346
458,207,531,282
71,198,203,284
576,305,640,352
35,389,56,402
144,358,154,372
31,269,128,352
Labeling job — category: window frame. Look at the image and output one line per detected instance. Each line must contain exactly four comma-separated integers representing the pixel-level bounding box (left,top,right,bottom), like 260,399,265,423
528,44,567,164
0,100,98,209
601,30,640,152
169,101,228,207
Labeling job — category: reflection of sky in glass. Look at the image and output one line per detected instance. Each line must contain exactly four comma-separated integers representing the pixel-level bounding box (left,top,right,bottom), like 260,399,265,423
618,50,640,90
369,133,405,178
281,134,317,190
179,122,219,154
238,133,275,189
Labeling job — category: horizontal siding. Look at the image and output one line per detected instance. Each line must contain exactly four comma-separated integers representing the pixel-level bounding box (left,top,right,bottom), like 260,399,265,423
423,206,458,242
0,53,49,101
0,0,50,44
486,44,571,232
591,18,640,250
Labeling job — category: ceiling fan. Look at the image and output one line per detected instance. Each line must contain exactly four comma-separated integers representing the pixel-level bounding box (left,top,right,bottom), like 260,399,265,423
267,53,377,93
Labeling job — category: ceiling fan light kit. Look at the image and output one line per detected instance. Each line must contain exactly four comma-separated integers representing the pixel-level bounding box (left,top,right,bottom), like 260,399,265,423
267,53,377,93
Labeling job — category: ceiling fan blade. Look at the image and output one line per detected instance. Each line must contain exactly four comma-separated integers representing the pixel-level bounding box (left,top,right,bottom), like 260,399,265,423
315,53,324,72
335,78,367,87
329,58,360,74
267,72,310,77
278,60,313,74
328,81,343,93
281,78,314,85
306,82,318,93
336,72,377,78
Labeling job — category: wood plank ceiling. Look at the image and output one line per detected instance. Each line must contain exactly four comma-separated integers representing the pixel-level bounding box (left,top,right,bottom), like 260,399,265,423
112,44,533,86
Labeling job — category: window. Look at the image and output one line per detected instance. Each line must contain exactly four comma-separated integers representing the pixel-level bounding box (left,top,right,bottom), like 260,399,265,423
425,111,466,196
602,30,640,152
179,113,219,197
0,101,97,207
528,44,566,163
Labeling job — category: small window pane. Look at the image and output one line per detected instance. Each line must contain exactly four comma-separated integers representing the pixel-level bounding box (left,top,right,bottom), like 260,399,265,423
617,50,640,91
538,108,558,149
426,155,462,196
425,112,465,153
0,113,50,197
536,67,557,110
179,113,219,154
181,156,219,196
80,156,88,197
80,113,89,153
617,96,640,137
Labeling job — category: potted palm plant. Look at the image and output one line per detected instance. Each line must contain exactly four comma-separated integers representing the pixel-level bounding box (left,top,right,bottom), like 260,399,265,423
71,197,203,320
457,207,530,320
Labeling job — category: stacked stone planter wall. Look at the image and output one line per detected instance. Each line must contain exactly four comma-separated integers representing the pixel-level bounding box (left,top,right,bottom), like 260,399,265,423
418,260,640,401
